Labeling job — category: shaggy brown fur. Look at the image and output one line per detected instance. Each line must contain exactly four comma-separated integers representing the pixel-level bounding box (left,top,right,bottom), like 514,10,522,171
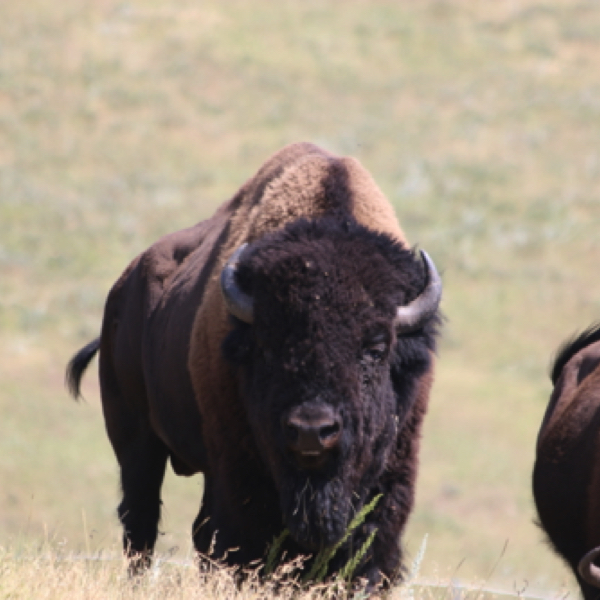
66,143,441,588
533,323,600,599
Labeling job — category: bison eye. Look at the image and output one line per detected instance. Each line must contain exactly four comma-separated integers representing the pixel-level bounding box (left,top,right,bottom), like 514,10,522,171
362,337,388,363
364,345,386,362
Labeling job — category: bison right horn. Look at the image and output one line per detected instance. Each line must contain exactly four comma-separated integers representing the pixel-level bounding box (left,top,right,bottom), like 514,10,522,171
579,546,600,588
221,244,254,324
394,250,442,334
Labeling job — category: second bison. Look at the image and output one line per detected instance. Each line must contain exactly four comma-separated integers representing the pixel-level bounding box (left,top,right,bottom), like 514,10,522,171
66,143,442,587
533,322,600,598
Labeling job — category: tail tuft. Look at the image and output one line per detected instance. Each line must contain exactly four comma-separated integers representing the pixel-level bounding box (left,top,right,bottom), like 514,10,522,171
66,338,101,400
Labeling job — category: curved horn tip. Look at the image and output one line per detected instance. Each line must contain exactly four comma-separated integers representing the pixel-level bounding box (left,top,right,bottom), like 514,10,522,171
220,244,254,324
394,249,442,334
419,249,442,284
579,546,600,588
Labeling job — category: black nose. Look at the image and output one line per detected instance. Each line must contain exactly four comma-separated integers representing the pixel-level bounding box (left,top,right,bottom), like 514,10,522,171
284,405,342,455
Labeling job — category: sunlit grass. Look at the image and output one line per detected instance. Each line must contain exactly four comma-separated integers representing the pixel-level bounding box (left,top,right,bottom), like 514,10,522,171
0,538,559,600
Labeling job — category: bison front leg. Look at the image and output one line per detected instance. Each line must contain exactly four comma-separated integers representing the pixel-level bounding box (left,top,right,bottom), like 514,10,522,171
348,452,422,586
191,472,283,570
370,498,407,584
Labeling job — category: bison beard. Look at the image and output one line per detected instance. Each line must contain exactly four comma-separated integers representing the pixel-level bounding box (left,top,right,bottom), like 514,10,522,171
276,412,396,552
277,437,395,552
281,473,351,551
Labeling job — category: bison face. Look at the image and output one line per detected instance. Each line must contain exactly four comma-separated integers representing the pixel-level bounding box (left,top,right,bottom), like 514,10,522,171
222,217,440,551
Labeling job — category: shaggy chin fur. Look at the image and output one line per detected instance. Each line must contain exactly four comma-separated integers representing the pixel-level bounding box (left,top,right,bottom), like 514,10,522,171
280,470,351,550
222,216,439,553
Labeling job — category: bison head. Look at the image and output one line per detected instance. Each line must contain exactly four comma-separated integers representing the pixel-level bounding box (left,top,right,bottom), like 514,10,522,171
221,217,441,552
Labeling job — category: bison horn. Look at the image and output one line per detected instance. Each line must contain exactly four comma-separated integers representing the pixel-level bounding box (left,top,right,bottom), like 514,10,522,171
394,250,442,334
220,244,254,324
579,546,600,588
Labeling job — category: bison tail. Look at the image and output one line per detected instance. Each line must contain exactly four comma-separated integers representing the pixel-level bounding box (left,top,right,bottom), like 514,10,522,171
66,337,101,400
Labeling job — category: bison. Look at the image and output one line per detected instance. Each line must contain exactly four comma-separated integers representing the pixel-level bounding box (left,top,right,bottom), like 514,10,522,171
533,322,600,598
66,142,442,588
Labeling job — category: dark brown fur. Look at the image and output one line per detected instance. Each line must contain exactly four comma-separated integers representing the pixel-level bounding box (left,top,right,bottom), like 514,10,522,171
66,143,441,587
533,323,600,599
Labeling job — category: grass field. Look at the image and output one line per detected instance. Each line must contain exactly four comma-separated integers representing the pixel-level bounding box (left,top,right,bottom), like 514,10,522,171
2,0,600,596
0,538,535,600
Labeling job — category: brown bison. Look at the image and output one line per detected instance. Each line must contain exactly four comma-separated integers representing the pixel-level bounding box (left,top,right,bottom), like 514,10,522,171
533,322,600,598
66,142,442,587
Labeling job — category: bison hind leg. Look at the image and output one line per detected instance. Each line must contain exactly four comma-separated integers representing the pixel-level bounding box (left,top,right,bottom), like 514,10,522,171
116,430,169,576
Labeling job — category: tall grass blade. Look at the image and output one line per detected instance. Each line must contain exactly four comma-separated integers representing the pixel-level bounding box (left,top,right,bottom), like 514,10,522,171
338,527,378,583
264,528,289,576
302,493,382,584
408,534,428,583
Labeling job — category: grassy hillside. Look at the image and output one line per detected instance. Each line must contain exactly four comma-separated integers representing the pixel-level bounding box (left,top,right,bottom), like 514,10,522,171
2,0,599,595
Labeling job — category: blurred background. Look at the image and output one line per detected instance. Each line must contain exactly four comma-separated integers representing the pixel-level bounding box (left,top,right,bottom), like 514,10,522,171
1,0,599,595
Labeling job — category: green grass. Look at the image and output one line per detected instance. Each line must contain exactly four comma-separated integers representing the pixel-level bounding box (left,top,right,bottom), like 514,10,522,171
2,0,599,596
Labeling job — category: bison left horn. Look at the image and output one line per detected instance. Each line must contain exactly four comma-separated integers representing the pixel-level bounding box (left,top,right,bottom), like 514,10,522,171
221,244,254,324
579,546,600,588
394,250,442,334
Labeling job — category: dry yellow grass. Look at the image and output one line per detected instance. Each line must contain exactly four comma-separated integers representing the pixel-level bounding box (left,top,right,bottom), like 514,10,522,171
0,540,556,600
0,545,326,600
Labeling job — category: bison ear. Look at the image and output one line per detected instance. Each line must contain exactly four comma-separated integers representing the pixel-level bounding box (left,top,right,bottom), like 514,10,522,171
221,244,255,324
394,250,442,335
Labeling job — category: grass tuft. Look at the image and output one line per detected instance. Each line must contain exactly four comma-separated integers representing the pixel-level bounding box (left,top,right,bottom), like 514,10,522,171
264,527,290,577
303,493,383,585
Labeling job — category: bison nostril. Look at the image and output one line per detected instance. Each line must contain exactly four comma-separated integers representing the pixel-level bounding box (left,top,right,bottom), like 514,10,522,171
319,422,340,442
284,408,342,456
